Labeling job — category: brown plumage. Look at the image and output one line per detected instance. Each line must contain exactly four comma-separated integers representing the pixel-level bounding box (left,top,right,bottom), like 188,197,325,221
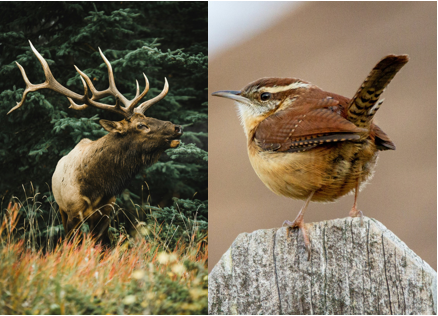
212,54,409,258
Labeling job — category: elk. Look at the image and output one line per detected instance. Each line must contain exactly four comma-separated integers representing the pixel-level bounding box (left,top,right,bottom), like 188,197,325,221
8,41,183,241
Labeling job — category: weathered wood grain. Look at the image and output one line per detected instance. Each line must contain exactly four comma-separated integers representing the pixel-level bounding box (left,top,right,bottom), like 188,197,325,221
208,217,437,315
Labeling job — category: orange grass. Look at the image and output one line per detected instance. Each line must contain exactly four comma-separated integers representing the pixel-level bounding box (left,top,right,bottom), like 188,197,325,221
0,202,208,314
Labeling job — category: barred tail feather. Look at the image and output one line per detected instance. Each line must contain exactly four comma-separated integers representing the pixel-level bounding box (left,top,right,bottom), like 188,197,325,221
347,55,409,127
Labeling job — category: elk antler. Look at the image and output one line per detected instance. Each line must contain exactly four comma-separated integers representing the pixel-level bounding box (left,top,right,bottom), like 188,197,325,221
8,40,169,118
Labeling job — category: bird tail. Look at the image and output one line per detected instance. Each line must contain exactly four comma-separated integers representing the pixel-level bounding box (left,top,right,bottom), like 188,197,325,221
347,54,409,127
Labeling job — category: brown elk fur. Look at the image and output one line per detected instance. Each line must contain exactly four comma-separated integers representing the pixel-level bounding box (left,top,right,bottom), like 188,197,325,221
10,42,183,242
52,113,182,241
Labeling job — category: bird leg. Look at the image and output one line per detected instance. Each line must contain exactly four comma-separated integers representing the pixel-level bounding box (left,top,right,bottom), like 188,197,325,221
283,191,315,260
349,179,364,226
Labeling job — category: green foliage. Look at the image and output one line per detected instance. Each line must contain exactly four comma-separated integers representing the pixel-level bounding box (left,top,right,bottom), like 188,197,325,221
0,2,207,243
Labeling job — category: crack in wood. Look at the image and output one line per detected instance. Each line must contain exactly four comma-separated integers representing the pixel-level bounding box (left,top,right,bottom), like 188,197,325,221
323,222,328,315
382,233,394,314
273,229,282,314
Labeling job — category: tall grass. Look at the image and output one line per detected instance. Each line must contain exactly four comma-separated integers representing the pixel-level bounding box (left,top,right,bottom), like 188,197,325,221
0,197,208,314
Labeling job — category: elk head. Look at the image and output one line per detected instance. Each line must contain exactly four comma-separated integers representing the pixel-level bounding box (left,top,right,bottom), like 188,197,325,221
8,41,183,149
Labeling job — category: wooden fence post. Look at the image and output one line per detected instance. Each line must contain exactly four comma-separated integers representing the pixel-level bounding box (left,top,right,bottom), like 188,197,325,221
208,217,437,315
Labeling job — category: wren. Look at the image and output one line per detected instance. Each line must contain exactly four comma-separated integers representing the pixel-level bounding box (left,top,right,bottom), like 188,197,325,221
212,55,409,259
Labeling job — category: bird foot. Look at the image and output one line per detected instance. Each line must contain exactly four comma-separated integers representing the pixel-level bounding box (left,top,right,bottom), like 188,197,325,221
283,219,311,261
282,219,298,228
349,206,364,226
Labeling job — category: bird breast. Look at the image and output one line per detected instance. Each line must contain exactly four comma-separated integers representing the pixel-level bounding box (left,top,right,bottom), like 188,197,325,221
247,140,379,202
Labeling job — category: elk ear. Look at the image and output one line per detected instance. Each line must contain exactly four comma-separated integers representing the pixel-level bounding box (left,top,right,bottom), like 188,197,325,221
99,119,126,134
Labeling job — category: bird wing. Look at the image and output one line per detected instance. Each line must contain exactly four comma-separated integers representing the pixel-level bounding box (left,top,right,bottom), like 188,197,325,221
254,97,366,153
371,124,396,150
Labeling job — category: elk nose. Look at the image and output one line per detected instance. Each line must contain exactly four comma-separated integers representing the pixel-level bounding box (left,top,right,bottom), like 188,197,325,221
175,125,183,135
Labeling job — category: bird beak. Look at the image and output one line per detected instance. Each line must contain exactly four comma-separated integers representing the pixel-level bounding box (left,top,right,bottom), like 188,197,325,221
212,90,251,106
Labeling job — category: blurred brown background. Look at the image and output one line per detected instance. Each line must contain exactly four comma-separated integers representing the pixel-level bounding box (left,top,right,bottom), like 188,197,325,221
208,2,437,272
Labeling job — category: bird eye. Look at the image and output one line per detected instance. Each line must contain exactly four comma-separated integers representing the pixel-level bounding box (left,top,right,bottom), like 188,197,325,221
260,92,272,101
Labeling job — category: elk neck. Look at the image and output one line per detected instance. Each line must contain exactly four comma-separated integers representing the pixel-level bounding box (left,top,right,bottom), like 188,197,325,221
77,132,165,201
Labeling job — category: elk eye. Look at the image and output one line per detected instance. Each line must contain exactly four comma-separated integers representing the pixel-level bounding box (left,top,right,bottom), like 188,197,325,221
260,92,271,101
138,124,149,130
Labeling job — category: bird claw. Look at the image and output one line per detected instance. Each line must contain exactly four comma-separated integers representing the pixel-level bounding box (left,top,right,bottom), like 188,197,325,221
349,207,364,226
283,219,311,261
283,219,296,227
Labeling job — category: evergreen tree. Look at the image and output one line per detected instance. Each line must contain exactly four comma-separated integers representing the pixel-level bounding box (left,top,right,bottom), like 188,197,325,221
0,2,207,244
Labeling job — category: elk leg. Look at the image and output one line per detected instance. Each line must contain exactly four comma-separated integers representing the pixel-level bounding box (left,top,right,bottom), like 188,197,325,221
59,208,68,232
65,217,81,241
89,210,110,243
89,197,115,245
94,217,110,245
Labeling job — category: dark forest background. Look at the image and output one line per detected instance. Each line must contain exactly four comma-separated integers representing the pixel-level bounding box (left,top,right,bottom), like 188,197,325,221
0,2,207,245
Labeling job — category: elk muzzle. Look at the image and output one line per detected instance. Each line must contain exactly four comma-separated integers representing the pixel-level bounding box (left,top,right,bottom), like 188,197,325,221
170,125,183,148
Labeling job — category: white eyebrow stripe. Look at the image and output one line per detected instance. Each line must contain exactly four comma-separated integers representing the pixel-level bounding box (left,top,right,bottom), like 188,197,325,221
261,82,310,93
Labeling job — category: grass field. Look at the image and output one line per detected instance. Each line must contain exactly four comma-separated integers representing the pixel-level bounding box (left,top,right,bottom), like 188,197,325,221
0,201,208,314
